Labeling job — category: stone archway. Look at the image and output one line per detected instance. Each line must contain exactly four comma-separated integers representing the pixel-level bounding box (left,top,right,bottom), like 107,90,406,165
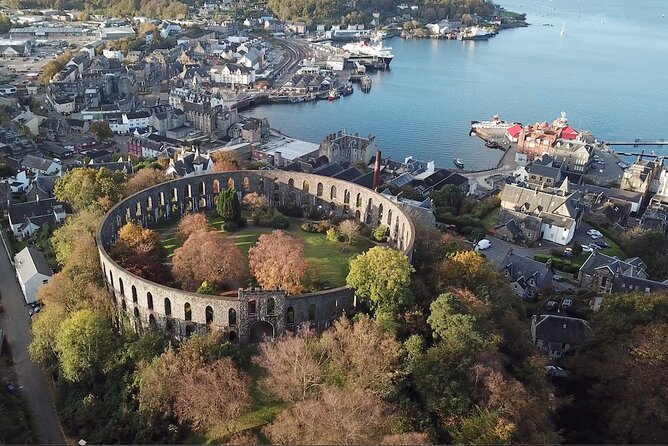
249,321,274,343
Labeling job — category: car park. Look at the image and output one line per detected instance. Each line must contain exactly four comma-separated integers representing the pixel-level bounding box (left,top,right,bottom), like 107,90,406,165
581,244,596,252
594,241,610,248
587,229,603,239
545,300,559,311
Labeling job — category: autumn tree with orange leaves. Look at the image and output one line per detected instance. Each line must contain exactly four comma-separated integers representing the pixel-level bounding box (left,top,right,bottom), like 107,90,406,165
111,222,170,283
176,213,210,242
123,168,168,197
172,230,244,291
248,230,308,294
212,151,240,173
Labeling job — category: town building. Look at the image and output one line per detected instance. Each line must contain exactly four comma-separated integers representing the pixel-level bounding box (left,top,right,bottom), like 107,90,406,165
8,197,67,237
620,155,663,205
499,251,554,300
578,251,668,294
319,130,377,165
14,247,52,305
531,314,592,358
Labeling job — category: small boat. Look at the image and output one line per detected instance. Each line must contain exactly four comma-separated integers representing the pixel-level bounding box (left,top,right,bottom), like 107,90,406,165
327,88,340,101
453,157,465,169
560,23,565,37
341,83,354,96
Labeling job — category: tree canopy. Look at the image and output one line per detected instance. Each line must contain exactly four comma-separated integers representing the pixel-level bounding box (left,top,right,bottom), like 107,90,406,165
54,167,126,212
216,187,242,223
249,230,309,294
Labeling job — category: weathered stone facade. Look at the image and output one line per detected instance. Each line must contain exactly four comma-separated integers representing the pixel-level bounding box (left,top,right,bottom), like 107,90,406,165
97,170,415,343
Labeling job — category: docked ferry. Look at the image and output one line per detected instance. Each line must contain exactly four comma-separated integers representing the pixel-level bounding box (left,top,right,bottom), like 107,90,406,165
342,40,394,67
470,114,515,130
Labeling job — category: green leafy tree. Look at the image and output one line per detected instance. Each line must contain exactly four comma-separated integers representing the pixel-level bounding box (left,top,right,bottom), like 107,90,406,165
215,187,241,223
29,305,69,371
55,309,116,383
90,121,114,141
431,185,464,214
51,208,104,266
196,280,215,295
54,167,126,212
347,246,414,316
373,224,388,242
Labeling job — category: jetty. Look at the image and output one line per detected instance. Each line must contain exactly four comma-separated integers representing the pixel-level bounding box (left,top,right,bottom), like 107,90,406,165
603,139,668,146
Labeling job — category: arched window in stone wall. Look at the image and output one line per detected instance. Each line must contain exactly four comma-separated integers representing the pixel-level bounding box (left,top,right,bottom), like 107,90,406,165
146,196,153,211
302,180,309,193
213,179,220,194
184,302,192,321
134,307,140,318
330,185,337,200
122,300,127,311
199,181,206,195
317,182,323,197
206,306,214,324
229,308,237,326
186,184,193,198
159,191,166,206
356,193,362,207
109,270,114,287
119,278,124,296
131,285,137,303
355,209,361,221
286,306,295,325
147,292,153,310
248,300,257,315
165,319,173,331
344,189,350,204
378,203,384,224
164,298,172,316
228,177,235,190
149,314,156,327
387,209,393,227
172,187,178,202
308,304,316,321
267,298,275,315
135,202,142,217
243,177,250,191
258,178,265,195
288,178,294,188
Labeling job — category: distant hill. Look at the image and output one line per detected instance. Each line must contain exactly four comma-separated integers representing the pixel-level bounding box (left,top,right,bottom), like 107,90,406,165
4,0,188,20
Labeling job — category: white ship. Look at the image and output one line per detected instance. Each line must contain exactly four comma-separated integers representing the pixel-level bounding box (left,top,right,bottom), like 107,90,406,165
342,40,394,66
471,114,515,130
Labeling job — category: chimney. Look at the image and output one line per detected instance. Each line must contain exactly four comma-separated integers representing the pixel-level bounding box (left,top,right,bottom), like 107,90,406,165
372,150,381,190
275,151,283,167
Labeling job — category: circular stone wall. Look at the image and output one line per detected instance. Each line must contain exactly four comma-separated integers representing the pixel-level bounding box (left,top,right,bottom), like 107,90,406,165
97,170,416,343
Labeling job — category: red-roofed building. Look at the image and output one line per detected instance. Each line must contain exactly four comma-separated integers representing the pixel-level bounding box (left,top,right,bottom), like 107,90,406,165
561,126,579,140
506,124,522,142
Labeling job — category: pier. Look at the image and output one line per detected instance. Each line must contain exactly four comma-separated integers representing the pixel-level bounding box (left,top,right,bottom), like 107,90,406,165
603,139,668,146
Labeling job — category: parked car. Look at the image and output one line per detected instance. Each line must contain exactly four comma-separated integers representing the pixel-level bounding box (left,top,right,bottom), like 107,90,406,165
563,247,573,257
587,229,603,239
553,275,564,282
546,365,571,378
28,306,41,316
582,243,602,252
561,298,574,310
476,239,491,250
545,300,559,312
594,241,610,248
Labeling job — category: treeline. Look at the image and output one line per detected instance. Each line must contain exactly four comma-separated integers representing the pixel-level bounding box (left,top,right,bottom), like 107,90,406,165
268,0,497,23
5,0,187,20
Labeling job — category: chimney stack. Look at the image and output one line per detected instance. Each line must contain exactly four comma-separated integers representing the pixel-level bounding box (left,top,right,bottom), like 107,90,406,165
372,150,381,190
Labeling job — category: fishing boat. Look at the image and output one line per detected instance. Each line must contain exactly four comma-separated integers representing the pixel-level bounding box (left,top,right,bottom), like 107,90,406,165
453,157,465,169
341,83,354,96
327,88,340,101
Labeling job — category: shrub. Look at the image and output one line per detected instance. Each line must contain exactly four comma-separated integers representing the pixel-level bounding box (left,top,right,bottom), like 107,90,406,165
301,222,313,232
304,205,327,220
271,214,290,229
572,242,583,257
276,204,303,218
316,220,332,233
373,224,388,242
326,227,339,242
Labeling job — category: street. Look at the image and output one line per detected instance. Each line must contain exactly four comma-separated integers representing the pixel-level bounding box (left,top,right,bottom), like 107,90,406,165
0,240,65,445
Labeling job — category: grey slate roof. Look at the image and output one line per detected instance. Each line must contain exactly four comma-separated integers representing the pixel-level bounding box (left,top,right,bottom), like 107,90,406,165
500,251,553,289
533,314,592,346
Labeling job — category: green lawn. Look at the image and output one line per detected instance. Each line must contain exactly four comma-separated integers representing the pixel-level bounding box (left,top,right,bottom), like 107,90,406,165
156,215,372,289
480,207,501,230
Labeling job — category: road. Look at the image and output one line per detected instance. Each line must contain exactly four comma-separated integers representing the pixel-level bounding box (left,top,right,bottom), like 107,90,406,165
0,240,65,445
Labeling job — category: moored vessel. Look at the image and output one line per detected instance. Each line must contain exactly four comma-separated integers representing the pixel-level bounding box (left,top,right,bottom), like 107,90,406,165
453,157,465,169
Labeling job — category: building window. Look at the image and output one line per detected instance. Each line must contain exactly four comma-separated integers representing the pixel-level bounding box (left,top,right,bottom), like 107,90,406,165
248,300,256,315
229,308,237,326
267,298,275,315
184,302,192,321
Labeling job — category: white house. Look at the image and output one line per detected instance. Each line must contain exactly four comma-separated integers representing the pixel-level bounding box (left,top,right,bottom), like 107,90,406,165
102,49,124,62
6,171,30,193
14,246,52,304
21,154,62,176
210,63,255,86
8,198,67,237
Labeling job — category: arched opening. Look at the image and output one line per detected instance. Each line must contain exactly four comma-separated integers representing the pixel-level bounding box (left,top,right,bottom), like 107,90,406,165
213,179,220,194
109,271,114,287
164,298,172,316
243,177,250,191
267,297,275,315
133,307,140,318
356,193,362,207
248,300,257,314
228,177,235,189
249,321,274,343
199,181,206,196
147,292,153,310
387,209,393,226
330,185,337,199
184,302,192,321
302,180,309,193
185,184,192,198
308,304,316,321
355,209,361,221
258,178,265,195
121,300,127,311
344,189,350,204
206,306,214,324
229,308,237,326
229,331,237,342
286,306,295,325
146,196,153,211
159,191,166,206
378,203,384,224
149,314,156,327
165,319,173,331
119,278,124,296
172,187,178,202
131,285,137,303
185,325,194,337
317,182,323,197
288,178,294,188
329,300,336,318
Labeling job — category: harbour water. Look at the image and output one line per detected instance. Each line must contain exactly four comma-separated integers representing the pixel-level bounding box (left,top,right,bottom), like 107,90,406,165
245,0,668,170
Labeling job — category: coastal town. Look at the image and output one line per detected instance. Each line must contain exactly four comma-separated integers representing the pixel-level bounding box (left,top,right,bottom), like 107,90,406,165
0,1,666,445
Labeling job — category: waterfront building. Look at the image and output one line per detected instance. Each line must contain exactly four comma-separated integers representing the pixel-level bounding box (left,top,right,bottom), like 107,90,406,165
620,155,663,205
319,130,377,165
551,139,593,173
